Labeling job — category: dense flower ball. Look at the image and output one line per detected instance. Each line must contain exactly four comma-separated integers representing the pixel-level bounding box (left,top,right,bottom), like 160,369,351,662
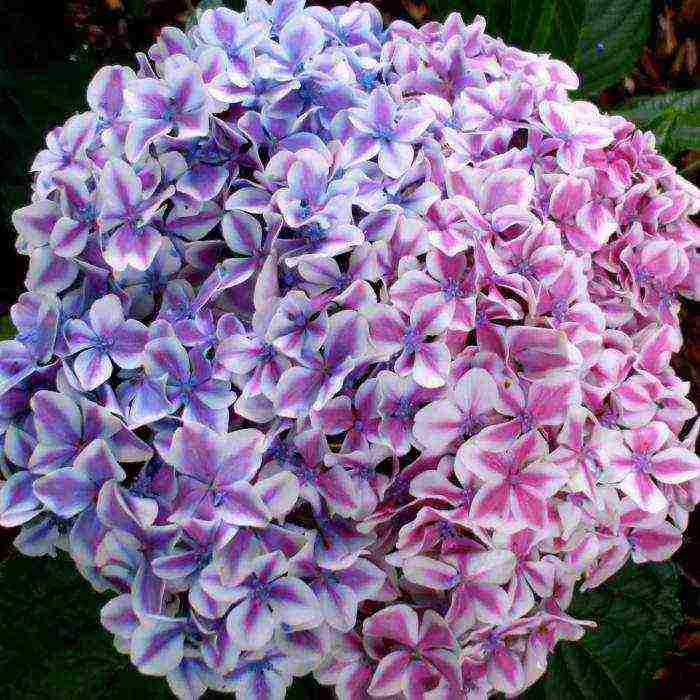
2,1,700,698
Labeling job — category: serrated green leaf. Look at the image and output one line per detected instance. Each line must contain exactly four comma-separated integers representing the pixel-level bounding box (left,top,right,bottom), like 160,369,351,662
616,89,700,158
523,562,682,700
672,120,700,152
616,89,700,124
541,0,587,63
524,641,626,700
575,0,652,96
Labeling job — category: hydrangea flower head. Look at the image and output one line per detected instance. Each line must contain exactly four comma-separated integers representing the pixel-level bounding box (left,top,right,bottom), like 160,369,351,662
1,2,700,699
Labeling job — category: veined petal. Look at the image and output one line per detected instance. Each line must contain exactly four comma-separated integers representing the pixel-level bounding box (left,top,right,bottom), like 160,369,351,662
403,556,457,590
364,304,405,355
218,480,272,527
412,341,450,388
31,390,81,446
618,471,667,514
33,468,95,518
367,650,412,697
131,617,186,676
413,399,462,452
363,604,419,647
651,447,700,484
0,472,42,527
226,597,274,650
378,141,414,179
268,576,321,627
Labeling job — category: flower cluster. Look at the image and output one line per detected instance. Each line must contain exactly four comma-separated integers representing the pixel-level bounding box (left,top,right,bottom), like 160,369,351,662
2,1,700,698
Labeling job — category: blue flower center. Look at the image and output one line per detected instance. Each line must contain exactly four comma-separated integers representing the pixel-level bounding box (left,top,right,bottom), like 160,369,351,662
403,328,422,352
375,126,394,142
298,80,321,106
95,335,115,352
632,453,653,473
246,659,273,674
359,71,378,90
441,278,461,300
550,298,568,321
462,414,484,436
77,204,95,223
392,396,414,420
298,199,312,218
259,342,276,362
519,411,534,432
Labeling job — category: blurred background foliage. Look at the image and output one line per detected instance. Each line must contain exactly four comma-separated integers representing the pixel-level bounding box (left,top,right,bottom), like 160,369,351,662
1,1,700,698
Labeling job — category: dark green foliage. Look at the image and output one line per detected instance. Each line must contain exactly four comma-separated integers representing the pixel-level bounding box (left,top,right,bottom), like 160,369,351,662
0,55,98,188
0,1,92,308
576,0,652,96
616,89,700,125
523,562,682,699
617,89,700,159
0,553,173,698
0,316,14,340
504,0,585,64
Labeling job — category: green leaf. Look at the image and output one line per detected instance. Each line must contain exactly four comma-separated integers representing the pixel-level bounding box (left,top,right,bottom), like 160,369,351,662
575,0,652,96
616,89,700,158
523,562,682,700
541,0,586,64
508,0,556,50
0,53,100,294
509,0,585,63
616,89,700,124
0,316,14,340
671,118,700,153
